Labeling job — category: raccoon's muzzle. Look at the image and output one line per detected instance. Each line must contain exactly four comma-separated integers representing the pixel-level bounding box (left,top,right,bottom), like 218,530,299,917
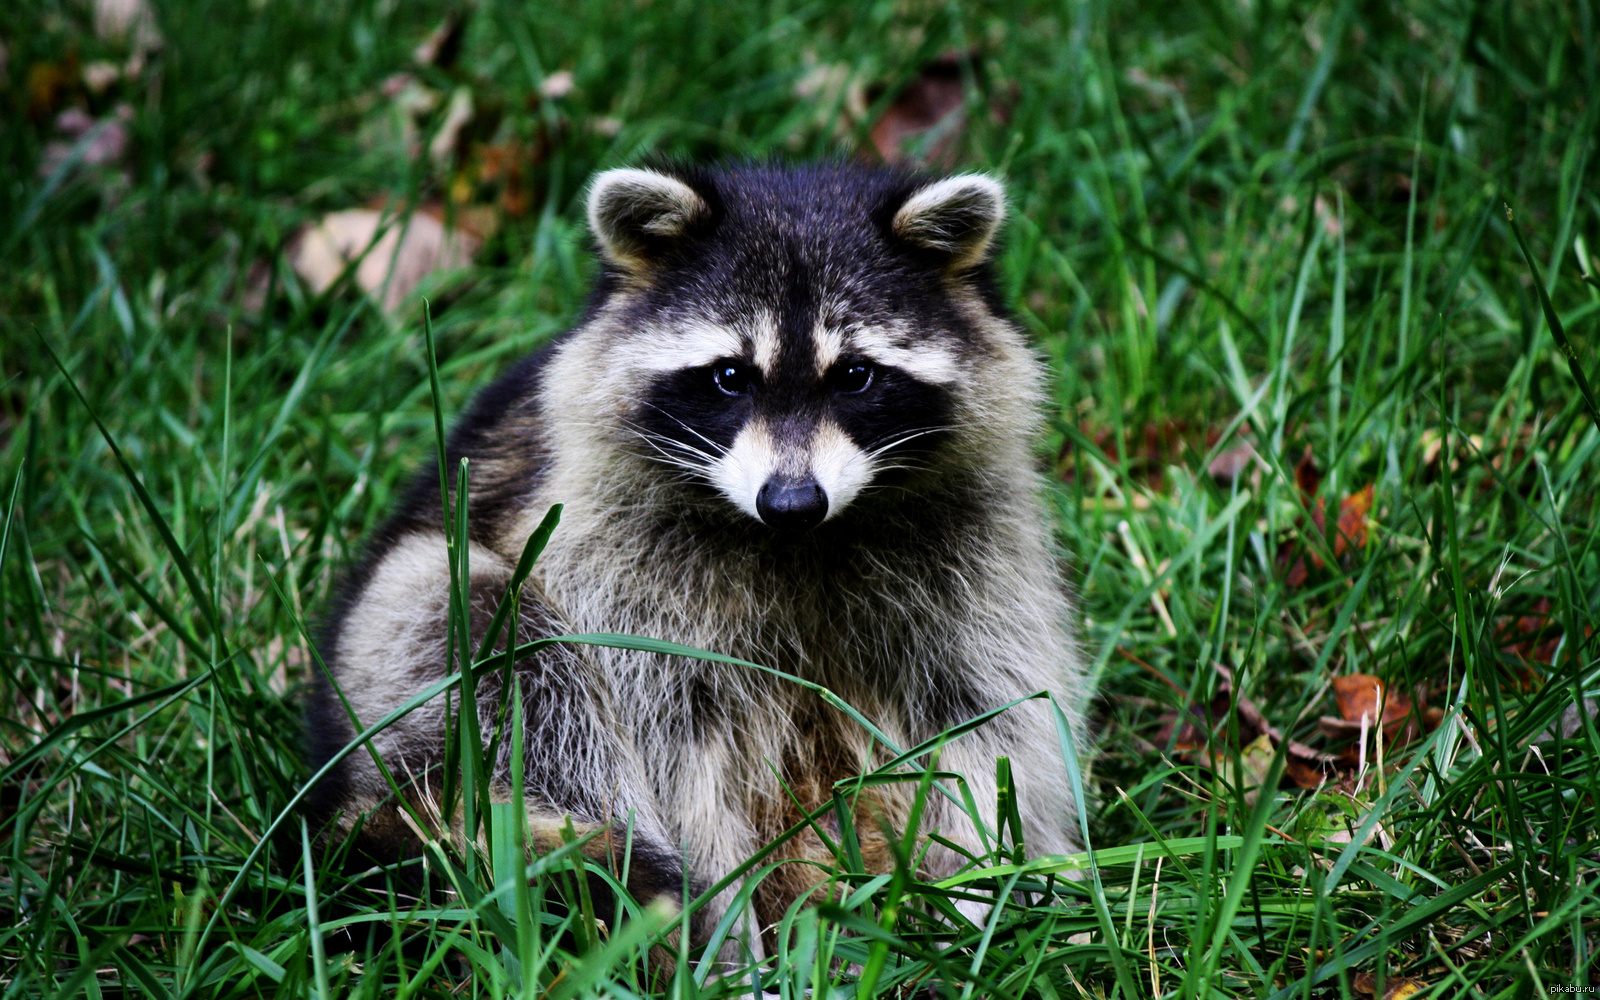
756,475,827,531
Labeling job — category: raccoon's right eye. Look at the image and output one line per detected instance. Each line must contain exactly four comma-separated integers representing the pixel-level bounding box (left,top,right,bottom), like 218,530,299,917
832,361,875,395
711,361,754,396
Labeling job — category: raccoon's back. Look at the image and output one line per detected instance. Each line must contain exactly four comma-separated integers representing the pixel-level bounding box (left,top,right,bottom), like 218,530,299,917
301,343,561,800
391,344,562,549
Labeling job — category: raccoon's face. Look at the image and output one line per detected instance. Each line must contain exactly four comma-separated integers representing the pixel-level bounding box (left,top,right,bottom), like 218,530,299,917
581,165,1013,532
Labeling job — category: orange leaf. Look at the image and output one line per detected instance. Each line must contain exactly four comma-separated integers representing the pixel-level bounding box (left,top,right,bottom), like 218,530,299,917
1334,483,1374,557
1327,674,1421,748
1334,674,1385,726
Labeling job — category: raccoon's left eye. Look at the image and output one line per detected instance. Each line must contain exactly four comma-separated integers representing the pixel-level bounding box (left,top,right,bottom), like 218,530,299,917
712,361,754,396
832,362,875,395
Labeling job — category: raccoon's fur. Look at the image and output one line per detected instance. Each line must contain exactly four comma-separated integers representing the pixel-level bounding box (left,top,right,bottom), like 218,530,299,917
305,162,1090,950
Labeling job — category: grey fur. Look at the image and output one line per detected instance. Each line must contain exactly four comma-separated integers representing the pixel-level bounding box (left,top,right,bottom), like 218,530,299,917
305,162,1091,952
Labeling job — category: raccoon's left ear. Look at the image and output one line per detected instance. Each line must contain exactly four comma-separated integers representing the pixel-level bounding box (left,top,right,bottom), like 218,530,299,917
587,168,710,274
892,174,1007,270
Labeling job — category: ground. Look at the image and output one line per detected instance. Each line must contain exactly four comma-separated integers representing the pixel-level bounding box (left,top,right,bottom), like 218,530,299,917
1,0,1597,996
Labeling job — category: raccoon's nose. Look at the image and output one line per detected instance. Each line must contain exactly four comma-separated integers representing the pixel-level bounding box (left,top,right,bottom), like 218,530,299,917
756,477,828,531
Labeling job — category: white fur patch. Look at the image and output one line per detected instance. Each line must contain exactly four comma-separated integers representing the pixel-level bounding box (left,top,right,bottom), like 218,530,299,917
336,533,510,747
612,319,744,375
706,419,871,523
750,311,781,376
709,421,777,520
851,325,961,384
812,323,846,374
809,421,871,520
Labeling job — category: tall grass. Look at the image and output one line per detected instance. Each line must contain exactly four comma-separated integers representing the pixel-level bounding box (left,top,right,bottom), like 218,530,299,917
2,0,1596,995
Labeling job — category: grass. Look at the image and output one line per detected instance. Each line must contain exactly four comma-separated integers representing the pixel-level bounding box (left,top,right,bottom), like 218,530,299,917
2,0,1598,995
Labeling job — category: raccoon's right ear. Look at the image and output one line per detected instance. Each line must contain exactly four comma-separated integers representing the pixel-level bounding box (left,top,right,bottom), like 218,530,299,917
587,168,710,274
892,174,1007,271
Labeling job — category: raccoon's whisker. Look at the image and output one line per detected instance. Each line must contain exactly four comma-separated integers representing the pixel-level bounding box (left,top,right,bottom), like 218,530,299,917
637,442,716,476
621,420,722,472
628,426,714,461
864,426,956,460
630,435,717,476
867,462,934,477
636,403,730,457
860,474,939,498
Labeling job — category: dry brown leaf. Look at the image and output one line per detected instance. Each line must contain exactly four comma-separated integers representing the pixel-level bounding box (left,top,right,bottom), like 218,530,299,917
1332,674,1386,727
1332,484,1375,557
1352,971,1428,998
1208,438,1261,485
1153,662,1340,788
1319,674,1424,749
289,208,480,316
1293,446,1323,496
868,58,966,164
866,52,1007,167
1498,596,1567,672
39,104,134,179
473,141,544,218
1284,546,1311,587
1283,447,1376,586
1283,755,1333,790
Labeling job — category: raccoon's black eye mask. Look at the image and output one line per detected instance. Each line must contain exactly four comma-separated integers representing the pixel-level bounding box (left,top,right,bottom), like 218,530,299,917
706,358,877,399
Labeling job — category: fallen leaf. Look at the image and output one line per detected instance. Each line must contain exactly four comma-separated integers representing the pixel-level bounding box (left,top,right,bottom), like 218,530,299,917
1152,661,1340,788
1319,674,1423,749
1333,484,1374,557
1285,548,1310,587
866,51,1008,167
473,140,544,218
1282,447,1375,585
1237,733,1278,800
1498,596,1565,671
1352,971,1428,998
1207,438,1261,485
869,59,965,164
1332,674,1385,726
1293,446,1322,496
1282,755,1333,790
39,104,135,179
288,207,481,316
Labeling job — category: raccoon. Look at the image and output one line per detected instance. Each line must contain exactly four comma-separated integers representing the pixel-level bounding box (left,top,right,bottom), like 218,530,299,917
304,162,1090,952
